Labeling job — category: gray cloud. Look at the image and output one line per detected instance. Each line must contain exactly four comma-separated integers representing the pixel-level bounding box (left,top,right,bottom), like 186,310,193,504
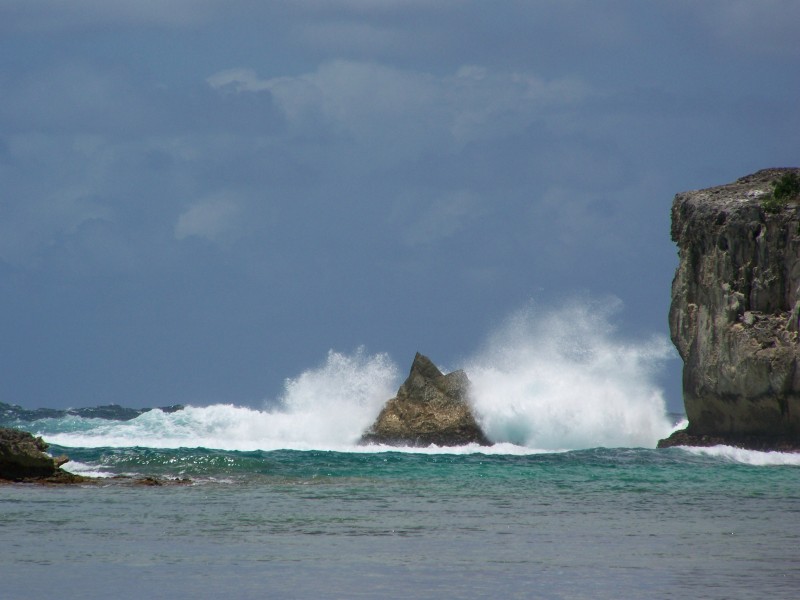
400,190,485,247
207,60,590,153
175,194,245,243
680,0,800,57
1,0,225,31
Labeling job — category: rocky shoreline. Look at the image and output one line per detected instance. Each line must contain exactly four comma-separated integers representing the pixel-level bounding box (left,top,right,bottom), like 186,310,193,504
0,426,89,484
0,426,192,485
657,429,800,452
1,403,192,484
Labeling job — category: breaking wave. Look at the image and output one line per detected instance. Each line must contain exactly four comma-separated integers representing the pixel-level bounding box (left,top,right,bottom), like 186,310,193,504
679,445,800,466
466,297,674,450
40,348,399,452
33,298,678,453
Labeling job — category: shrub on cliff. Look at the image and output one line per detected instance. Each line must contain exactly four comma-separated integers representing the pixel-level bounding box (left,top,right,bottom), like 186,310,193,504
763,172,800,213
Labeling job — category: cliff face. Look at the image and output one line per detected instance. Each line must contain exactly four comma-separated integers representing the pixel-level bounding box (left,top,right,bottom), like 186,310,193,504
669,168,800,439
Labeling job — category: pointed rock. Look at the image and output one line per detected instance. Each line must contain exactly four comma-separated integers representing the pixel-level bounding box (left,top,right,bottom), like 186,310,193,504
360,353,491,447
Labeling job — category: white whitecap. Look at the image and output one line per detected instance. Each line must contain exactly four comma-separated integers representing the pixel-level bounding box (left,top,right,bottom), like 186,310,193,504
464,297,675,450
680,445,800,466
60,460,114,478
42,348,399,452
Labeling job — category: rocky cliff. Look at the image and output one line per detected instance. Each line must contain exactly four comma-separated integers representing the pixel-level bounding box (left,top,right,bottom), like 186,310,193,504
360,353,490,447
659,168,800,449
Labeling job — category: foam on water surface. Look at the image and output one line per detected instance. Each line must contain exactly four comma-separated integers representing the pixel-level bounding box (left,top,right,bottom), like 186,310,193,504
680,445,800,466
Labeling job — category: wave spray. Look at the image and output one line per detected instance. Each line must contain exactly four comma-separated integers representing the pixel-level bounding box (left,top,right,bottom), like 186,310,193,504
41,348,399,451
38,298,674,452
465,298,674,449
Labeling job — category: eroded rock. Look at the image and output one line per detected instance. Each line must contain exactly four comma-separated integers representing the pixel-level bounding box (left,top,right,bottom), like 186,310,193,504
662,168,800,448
360,353,490,447
0,427,61,480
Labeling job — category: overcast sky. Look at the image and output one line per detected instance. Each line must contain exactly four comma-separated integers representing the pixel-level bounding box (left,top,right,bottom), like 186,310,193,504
1,1,798,411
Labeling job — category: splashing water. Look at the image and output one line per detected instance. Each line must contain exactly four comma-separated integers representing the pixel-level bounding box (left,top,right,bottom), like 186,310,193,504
41,348,399,451
275,346,399,446
465,298,675,449
34,299,676,452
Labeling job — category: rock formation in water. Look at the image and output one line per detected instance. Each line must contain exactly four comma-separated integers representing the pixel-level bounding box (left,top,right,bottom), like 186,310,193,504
658,168,800,450
0,426,188,485
360,353,490,447
0,427,83,482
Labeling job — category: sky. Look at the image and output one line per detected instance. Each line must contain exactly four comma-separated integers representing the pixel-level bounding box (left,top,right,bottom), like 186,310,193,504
1,1,798,412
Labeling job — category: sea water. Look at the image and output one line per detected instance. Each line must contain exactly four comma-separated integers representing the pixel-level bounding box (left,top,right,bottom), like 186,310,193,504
2,301,799,599
2,445,799,599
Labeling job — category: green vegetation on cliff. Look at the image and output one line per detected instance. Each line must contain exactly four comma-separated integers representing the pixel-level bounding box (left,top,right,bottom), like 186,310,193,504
763,171,800,213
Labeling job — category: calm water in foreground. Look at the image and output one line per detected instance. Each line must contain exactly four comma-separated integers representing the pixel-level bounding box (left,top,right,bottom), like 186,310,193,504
2,444,799,600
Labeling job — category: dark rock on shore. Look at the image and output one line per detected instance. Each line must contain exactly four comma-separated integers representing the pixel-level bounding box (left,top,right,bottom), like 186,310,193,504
360,353,490,447
0,426,88,482
657,429,800,452
0,427,195,485
662,168,800,451
0,401,184,424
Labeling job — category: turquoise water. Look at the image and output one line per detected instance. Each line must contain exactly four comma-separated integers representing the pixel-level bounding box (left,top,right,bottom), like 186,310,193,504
2,442,799,599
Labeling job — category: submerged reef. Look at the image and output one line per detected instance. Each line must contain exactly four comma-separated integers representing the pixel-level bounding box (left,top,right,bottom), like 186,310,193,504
360,353,490,447
659,168,800,451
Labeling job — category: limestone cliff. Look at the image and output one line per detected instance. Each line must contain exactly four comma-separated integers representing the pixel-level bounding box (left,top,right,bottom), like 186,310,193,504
360,353,490,447
660,168,800,448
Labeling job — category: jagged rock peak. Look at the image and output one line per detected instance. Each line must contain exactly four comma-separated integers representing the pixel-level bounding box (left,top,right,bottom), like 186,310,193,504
360,353,490,447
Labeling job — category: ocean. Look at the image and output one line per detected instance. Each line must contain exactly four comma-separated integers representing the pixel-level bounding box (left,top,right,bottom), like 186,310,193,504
1,432,798,600
2,305,799,599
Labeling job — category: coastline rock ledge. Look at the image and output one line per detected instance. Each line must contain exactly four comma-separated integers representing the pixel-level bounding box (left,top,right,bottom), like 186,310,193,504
658,168,800,451
360,353,490,447
0,427,84,482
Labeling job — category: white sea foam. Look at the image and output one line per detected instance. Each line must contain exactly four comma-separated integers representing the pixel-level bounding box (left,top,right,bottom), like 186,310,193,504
41,299,677,453
60,461,114,478
681,445,800,466
670,418,689,432
348,442,557,456
465,298,675,450
43,348,399,452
